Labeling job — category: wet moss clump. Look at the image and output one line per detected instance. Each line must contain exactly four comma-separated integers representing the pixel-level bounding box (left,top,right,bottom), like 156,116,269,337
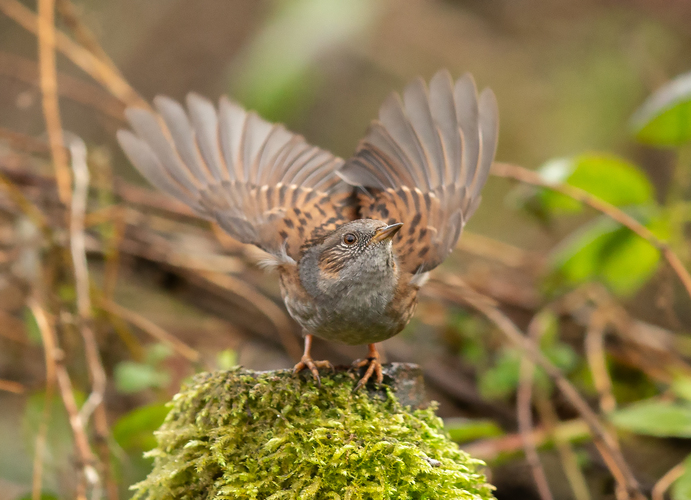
132,366,494,500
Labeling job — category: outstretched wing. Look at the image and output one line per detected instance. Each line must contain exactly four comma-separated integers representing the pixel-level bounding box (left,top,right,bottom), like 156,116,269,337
338,70,499,273
117,94,356,261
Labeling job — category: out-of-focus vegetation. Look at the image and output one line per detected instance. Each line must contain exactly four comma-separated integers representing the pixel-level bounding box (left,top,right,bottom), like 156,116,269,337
2,1,691,499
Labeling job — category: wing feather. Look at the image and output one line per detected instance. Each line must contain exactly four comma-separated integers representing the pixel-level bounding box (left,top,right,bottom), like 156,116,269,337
119,94,354,261
340,70,499,273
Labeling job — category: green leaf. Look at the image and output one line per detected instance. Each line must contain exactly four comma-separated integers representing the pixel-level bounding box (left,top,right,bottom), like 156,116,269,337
537,154,654,215
478,350,521,400
631,70,691,146
673,378,691,403
444,418,503,443
550,213,663,296
216,349,238,370
145,343,173,365
112,403,170,451
672,454,691,500
544,344,578,373
114,361,169,394
610,399,691,437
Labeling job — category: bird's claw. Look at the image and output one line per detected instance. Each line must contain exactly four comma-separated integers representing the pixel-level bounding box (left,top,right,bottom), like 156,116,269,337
352,356,383,391
293,356,334,387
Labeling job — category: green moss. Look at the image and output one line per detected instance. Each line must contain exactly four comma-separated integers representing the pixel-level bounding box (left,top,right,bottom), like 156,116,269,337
132,367,494,500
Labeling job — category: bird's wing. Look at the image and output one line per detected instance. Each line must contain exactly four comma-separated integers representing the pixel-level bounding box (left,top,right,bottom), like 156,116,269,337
118,94,356,261
338,70,499,274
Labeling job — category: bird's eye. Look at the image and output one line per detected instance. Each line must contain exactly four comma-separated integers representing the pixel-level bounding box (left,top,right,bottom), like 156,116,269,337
343,233,358,245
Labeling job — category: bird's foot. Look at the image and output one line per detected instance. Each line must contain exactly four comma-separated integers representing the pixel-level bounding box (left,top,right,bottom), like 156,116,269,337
352,353,383,391
293,356,334,387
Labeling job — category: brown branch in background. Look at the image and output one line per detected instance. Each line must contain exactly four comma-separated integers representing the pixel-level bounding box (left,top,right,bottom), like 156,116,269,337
585,310,617,414
0,379,25,393
28,298,99,500
0,0,147,108
199,270,303,361
517,312,554,500
0,51,126,120
66,135,106,424
652,461,685,500
0,125,52,156
37,0,71,205
0,309,30,344
535,392,592,500
463,419,590,461
65,136,117,500
0,171,51,238
29,297,57,500
458,231,544,270
100,299,200,363
492,162,691,304
446,277,645,500
55,0,121,74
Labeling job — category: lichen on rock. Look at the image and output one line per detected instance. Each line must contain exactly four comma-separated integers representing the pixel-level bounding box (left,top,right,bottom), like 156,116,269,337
132,364,495,500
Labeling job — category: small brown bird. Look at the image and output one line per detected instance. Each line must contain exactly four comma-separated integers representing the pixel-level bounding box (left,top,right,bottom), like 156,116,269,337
117,70,498,389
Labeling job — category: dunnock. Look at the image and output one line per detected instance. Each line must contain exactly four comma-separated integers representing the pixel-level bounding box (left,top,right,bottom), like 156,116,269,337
117,69,498,389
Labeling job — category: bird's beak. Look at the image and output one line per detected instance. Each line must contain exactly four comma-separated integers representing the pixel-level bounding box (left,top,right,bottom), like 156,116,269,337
370,223,403,244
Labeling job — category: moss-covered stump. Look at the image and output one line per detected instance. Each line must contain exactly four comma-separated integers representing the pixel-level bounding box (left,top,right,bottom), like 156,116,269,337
133,364,494,500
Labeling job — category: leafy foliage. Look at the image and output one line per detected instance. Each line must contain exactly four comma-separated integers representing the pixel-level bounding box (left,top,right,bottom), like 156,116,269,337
610,399,691,438
536,154,654,214
549,213,666,296
132,369,494,500
631,70,691,146
113,403,170,452
673,455,691,500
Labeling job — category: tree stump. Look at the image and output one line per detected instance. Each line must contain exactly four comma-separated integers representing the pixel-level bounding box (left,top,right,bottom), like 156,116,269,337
132,363,494,499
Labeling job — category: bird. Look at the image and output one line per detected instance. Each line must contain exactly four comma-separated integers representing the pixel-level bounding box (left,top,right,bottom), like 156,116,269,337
117,69,499,390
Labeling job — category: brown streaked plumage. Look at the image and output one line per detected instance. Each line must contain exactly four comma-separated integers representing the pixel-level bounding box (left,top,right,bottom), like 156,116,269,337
117,70,499,389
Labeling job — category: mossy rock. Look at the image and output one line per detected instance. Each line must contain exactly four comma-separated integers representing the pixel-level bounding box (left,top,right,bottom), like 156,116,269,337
133,364,495,500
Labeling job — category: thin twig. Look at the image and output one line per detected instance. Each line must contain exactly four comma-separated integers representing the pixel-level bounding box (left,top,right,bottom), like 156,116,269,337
67,136,90,319
535,392,592,500
65,135,107,427
55,0,121,74
585,310,617,414
652,461,685,500
0,379,25,393
492,162,691,304
28,298,100,500
99,299,200,363
198,270,303,361
0,51,125,120
0,0,147,108
462,419,591,461
0,171,51,238
37,0,71,204
458,231,544,269
28,297,57,500
446,277,645,500
517,312,555,500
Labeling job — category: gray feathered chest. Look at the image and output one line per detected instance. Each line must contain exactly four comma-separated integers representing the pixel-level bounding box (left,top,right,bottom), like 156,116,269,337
288,242,402,345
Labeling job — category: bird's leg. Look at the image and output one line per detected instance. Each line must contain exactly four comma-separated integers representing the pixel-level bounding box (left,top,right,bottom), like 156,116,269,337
292,334,333,386
352,343,383,391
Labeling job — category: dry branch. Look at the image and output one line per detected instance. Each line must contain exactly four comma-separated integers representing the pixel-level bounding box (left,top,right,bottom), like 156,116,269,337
492,162,691,306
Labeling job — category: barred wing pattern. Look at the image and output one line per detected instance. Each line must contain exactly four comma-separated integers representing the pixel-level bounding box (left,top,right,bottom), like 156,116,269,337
339,70,499,273
117,94,355,261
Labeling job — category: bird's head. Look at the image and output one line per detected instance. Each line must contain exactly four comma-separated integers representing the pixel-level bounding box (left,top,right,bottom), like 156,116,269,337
299,219,403,295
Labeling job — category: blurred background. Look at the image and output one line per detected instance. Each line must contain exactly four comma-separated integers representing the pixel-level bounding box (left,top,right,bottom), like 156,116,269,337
1,0,691,499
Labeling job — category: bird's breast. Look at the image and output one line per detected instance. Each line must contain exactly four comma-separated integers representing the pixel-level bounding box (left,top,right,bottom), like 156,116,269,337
279,265,419,345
